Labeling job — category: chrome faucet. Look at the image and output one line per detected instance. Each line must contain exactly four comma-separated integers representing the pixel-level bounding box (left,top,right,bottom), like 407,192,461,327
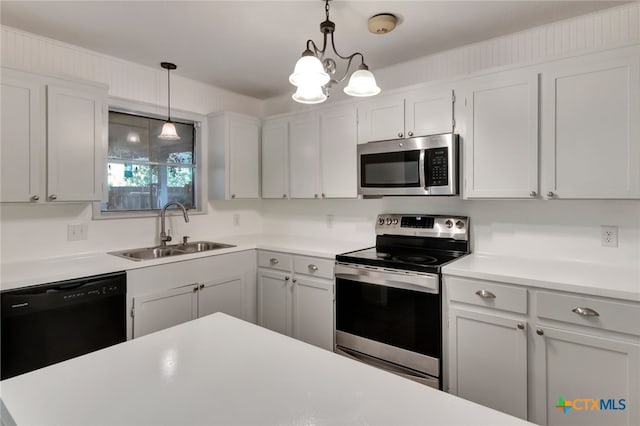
160,201,189,246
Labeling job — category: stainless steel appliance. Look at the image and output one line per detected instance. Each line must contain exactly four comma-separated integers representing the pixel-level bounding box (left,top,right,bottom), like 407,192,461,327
335,214,470,389
357,133,459,197
1,271,126,380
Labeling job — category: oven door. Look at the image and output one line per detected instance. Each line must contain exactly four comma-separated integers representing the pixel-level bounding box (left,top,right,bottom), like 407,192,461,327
334,263,441,381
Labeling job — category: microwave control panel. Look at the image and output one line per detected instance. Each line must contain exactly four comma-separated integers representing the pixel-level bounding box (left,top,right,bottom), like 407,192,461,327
425,147,449,187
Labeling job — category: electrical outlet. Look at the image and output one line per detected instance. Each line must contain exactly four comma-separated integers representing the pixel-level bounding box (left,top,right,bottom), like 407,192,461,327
601,225,618,248
67,223,88,241
233,214,240,226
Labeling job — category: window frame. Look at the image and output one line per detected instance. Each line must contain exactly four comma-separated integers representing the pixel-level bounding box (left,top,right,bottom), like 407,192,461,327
93,97,208,220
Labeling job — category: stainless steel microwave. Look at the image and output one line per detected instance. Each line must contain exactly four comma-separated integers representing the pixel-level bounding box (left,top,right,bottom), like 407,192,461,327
357,133,459,197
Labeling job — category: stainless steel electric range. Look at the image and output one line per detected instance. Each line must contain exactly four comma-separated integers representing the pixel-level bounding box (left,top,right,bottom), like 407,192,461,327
334,214,470,389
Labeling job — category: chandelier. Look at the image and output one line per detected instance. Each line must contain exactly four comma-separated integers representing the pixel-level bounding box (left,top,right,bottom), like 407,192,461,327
289,0,381,104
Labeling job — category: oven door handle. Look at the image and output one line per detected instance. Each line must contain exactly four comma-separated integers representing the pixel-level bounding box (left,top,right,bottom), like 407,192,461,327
335,264,438,294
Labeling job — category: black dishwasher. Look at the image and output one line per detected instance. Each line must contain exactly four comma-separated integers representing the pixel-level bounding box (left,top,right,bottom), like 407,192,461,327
1,271,126,380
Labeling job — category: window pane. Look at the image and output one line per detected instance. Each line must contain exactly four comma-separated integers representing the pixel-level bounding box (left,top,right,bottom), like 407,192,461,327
108,112,150,161
104,111,196,213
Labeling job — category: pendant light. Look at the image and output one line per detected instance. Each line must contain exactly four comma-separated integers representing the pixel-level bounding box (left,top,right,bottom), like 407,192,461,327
159,62,180,140
289,0,381,104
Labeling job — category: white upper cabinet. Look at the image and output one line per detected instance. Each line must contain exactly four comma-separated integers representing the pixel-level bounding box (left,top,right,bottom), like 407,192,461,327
208,112,260,200
541,47,640,199
357,93,405,143
357,85,454,143
47,84,106,202
319,105,357,198
0,72,42,203
289,113,322,199
261,118,289,199
1,68,107,203
458,69,539,199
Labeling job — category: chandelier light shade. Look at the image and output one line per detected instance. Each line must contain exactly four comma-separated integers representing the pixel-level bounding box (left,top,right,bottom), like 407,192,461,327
159,62,181,140
289,0,381,104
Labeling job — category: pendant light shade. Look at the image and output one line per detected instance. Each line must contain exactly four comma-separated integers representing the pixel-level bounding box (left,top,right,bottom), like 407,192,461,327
292,84,327,104
159,121,180,140
289,52,330,88
159,62,180,140
343,66,381,97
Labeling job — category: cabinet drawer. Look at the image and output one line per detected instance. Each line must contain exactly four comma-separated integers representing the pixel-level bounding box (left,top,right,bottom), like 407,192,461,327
536,291,640,336
257,251,292,271
293,256,334,280
447,276,527,314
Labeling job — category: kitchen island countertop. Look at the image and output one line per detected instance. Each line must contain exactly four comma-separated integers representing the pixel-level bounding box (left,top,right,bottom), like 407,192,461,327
0,312,534,426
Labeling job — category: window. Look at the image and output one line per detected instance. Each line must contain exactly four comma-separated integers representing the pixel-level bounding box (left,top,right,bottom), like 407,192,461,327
102,111,197,213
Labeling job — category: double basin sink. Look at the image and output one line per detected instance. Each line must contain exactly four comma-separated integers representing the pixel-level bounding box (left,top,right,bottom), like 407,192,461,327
109,241,235,261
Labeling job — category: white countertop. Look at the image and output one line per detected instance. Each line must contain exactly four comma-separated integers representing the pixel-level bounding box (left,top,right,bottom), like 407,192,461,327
0,234,370,291
443,253,640,301
0,313,533,426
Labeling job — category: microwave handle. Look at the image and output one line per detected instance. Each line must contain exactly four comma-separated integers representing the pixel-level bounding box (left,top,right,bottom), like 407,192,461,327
419,149,427,190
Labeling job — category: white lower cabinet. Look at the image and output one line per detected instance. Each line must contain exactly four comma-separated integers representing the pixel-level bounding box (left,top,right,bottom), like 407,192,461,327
127,251,257,339
258,250,334,351
445,275,640,425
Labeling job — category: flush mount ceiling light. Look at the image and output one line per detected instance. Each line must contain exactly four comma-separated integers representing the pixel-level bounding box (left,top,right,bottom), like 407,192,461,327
158,62,180,140
368,13,397,34
289,0,381,104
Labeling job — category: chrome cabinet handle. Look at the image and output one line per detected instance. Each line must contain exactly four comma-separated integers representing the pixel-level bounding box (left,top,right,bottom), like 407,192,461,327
308,264,318,271
31,195,40,201
517,323,525,330
321,193,325,198
475,290,496,299
547,191,555,197
49,194,57,200
193,286,198,293
314,194,319,198
231,194,236,199
397,132,403,138
572,307,600,317
199,284,204,290
270,258,279,264
536,329,544,336
284,276,290,281
292,278,297,283
408,131,414,137
282,194,287,198
529,191,537,197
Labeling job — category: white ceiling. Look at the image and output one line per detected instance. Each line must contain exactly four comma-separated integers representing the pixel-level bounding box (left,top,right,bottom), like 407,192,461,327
0,1,627,99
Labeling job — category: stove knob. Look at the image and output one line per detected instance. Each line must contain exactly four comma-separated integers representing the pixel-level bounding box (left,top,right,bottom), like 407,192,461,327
445,219,454,229
385,218,392,225
378,218,385,225
392,218,398,225
455,220,465,229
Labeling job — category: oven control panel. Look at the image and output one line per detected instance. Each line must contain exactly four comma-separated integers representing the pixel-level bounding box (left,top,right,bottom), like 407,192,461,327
375,214,468,240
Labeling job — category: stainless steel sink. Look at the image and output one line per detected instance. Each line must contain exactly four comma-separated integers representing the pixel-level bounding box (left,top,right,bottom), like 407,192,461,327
109,241,236,261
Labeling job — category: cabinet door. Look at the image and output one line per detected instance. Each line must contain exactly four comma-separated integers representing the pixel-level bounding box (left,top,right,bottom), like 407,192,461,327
541,48,640,199
459,69,539,198
357,93,405,143
1,74,42,202
531,326,639,426
404,86,454,137
448,308,528,419
261,119,289,199
132,285,198,338
292,276,334,351
198,276,244,320
47,84,106,201
319,105,357,198
257,269,291,336
289,113,321,198
228,116,260,199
